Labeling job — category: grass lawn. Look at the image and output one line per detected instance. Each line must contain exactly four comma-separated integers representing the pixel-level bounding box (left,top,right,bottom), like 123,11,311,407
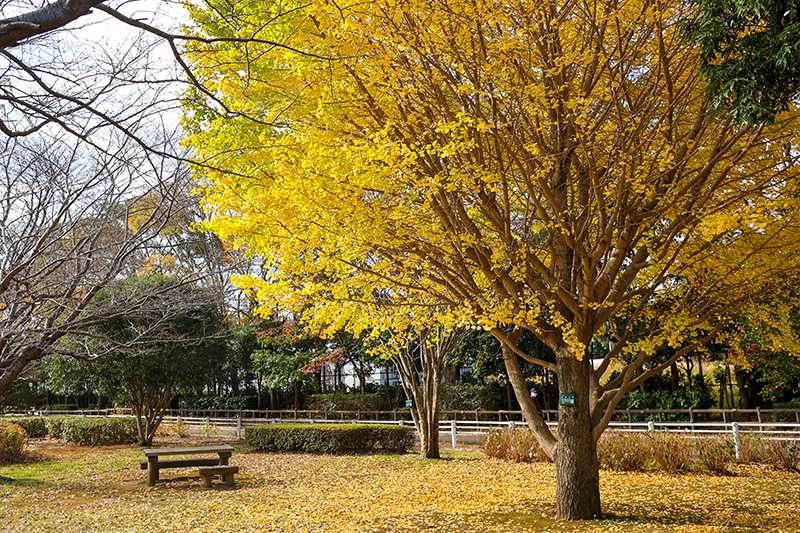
1,439,798,532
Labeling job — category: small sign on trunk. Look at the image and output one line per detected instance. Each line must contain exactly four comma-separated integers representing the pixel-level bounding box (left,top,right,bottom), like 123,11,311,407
559,392,576,407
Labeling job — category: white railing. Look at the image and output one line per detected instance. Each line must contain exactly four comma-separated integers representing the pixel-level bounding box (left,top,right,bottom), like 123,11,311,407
6,408,799,453
150,413,800,453
15,406,800,424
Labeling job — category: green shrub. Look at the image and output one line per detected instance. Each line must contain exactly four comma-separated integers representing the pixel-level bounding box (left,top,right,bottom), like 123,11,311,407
598,432,650,471
0,421,28,463
650,433,691,473
44,417,69,439
483,427,551,463
693,437,733,474
59,417,138,446
1,417,47,438
246,423,413,454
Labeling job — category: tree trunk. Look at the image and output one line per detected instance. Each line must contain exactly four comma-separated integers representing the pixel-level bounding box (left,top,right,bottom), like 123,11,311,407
419,356,441,458
417,399,440,458
293,381,301,411
554,347,601,520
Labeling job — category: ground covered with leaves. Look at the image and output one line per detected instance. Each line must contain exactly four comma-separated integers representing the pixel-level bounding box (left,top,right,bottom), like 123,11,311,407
1,439,798,532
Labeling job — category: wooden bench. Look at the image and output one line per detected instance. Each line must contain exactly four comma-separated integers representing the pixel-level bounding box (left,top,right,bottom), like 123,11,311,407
142,445,234,486
198,465,239,487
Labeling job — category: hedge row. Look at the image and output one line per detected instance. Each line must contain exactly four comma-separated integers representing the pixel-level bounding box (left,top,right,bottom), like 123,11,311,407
0,416,137,446
0,421,27,463
246,423,414,454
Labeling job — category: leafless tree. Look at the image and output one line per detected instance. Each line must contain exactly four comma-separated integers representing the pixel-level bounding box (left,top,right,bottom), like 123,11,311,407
0,127,194,399
0,0,292,399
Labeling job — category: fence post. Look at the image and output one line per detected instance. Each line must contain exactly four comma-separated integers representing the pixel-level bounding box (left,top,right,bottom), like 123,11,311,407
236,413,242,439
451,419,457,449
756,407,762,432
205,417,210,437
647,420,655,433
731,422,741,461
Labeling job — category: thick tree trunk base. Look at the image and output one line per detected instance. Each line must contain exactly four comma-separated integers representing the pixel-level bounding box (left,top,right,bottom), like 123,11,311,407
554,440,601,520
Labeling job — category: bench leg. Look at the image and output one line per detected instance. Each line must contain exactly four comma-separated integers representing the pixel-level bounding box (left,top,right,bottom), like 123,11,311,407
218,452,230,466
202,475,212,488
147,460,159,486
223,473,234,487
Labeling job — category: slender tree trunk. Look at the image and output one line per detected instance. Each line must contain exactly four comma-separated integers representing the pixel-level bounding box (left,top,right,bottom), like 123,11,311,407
418,353,441,458
553,346,601,520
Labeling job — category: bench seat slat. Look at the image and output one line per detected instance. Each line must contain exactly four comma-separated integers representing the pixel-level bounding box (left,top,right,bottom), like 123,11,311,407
143,445,233,457
139,458,222,470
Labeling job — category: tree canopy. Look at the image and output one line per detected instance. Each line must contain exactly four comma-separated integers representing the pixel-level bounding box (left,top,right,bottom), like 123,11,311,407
185,0,800,519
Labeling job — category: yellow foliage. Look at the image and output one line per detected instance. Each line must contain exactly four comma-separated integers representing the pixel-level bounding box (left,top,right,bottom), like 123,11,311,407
185,0,800,361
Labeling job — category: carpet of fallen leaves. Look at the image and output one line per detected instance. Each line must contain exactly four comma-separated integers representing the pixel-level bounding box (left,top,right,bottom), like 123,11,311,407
1,439,798,532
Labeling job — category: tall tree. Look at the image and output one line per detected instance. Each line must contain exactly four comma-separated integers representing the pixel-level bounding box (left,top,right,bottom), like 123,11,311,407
251,319,324,411
187,0,800,519
393,327,464,459
0,133,189,400
44,274,224,445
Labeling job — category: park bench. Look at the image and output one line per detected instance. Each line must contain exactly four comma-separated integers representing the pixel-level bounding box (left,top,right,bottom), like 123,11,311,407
198,465,239,487
141,445,234,486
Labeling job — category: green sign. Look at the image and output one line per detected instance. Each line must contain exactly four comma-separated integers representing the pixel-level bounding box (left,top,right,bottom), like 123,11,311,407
559,392,576,407
405,399,413,408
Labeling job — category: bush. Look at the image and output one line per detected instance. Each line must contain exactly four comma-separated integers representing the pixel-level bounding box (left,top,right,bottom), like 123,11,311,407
246,423,413,454
598,432,650,471
483,427,551,463
0,421,28,463
1,416,47,438
44,417,69,439
740,436,799,471
693,437,733,474
59,417,138,446
763,441,800,471
650,433,691,473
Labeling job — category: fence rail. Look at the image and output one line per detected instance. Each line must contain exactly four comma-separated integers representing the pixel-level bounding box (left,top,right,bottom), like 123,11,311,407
14,406,800,424
7,408,799,453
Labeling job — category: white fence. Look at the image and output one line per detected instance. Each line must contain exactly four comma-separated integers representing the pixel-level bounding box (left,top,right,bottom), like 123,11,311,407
7,408,800,455
154,414,799,460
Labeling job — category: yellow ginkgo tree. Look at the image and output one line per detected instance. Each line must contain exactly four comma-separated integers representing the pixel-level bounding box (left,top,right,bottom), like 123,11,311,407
185,0,800,520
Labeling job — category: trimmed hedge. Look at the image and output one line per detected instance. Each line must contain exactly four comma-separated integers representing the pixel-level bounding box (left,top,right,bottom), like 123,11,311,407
246,423,414,454
0,421,27,463
1,416,137,445
59,417,138,446
3,416,47,438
